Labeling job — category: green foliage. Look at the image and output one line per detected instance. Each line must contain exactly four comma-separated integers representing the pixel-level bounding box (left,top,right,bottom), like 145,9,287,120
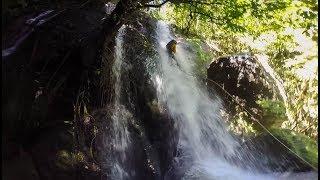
185,38,213,77
264,25,318,138
256,99,287,128
228,110,257,137
149,0,318,139
257,99,286,117
268,128,318,168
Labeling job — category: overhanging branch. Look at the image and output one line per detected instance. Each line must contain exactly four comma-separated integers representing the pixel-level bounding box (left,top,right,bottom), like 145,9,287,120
173,0,222,6
143,0,170,8
141,0,221,8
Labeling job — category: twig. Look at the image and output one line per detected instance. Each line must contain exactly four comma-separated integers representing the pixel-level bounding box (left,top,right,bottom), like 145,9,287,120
142,0,170,8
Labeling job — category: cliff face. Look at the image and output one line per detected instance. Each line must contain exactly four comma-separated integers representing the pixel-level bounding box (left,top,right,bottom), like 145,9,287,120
2,2,178,178
95,13,178,179
2,2,106,179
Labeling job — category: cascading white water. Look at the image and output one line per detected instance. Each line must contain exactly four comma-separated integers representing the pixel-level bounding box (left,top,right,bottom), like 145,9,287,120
110,25,132,179
153,21,239,160
152,21,317,180
106,21,316,180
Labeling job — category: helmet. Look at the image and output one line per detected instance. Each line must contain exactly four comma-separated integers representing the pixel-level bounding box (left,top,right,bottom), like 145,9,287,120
166,40,177,53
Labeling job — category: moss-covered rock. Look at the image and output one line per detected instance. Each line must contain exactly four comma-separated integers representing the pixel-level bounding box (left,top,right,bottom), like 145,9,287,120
56,150,85,170
207,55,287,136
240,128,318,172
268,128,318,168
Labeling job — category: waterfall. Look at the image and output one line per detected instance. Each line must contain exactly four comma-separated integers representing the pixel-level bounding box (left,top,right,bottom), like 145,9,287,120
153,21,239,161
105,21,317,180
110,25,132,179
151,21,317,180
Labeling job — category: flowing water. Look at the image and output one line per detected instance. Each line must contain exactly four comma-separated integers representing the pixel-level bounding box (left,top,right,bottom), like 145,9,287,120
108,21,317,180
153,20,239,167
150,21,317,180
110,25,132,179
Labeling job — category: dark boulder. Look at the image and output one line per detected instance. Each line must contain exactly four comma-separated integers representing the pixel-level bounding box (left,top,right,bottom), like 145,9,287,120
207,54,283,128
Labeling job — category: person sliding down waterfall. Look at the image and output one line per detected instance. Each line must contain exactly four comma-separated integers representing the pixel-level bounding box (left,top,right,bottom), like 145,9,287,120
166,39,177,55
166,39,181,68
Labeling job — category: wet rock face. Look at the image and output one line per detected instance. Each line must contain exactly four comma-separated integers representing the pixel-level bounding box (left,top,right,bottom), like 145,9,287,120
95,13,178,180
2,2,105,180
207,55,280,122
119,14,178,179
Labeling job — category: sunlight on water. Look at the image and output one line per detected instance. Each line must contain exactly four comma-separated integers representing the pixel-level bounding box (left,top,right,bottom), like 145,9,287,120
154,20,239,164
152,21,318,180
106,21,317,180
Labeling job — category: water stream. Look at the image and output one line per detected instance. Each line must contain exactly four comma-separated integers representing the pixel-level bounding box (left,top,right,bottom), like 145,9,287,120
110,25,131,179
153,20,239,166
108,21,317,180
150,21,317,180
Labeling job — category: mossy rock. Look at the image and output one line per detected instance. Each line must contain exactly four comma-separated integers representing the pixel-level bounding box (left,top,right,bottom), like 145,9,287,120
240,128,318,172
56,150,85,170
268,128,318,168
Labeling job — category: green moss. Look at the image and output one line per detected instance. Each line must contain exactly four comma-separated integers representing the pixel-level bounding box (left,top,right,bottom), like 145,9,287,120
256,98,287,128
56,150,85,170
268,128,318,168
